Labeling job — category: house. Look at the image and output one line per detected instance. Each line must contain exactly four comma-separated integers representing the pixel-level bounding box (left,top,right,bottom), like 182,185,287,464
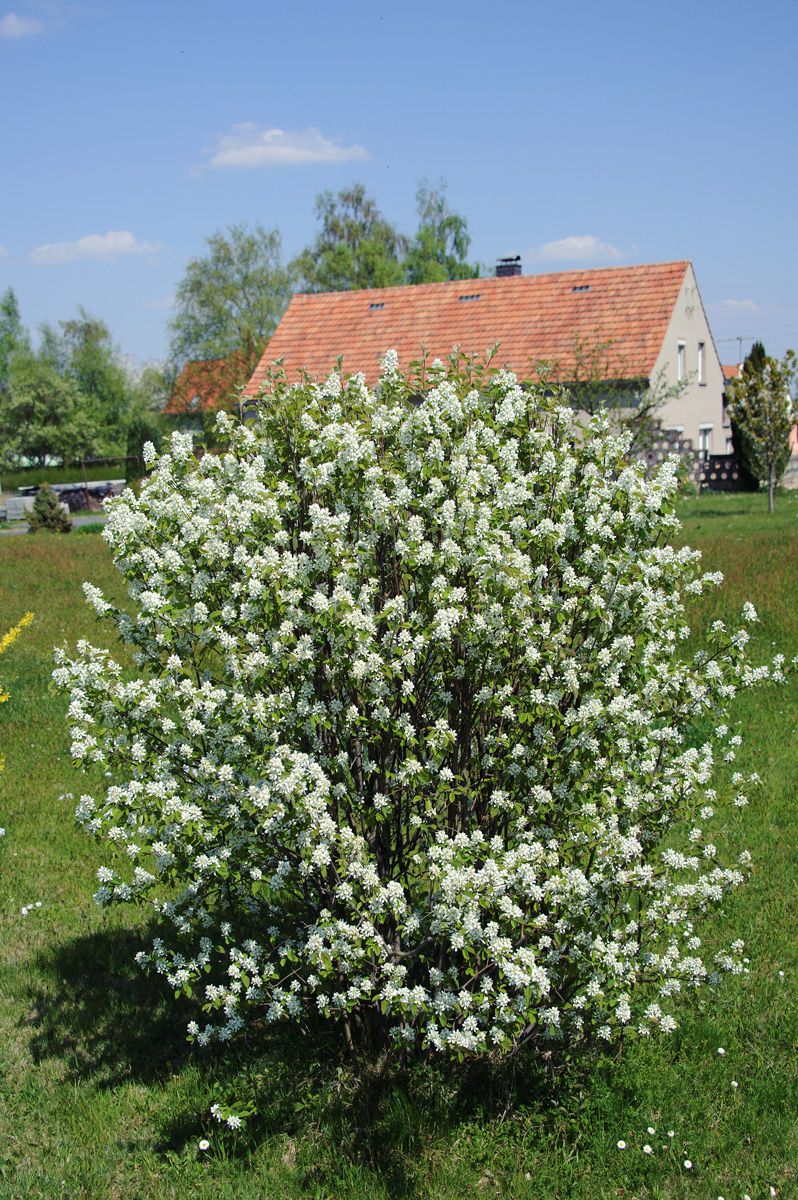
244,260,729,457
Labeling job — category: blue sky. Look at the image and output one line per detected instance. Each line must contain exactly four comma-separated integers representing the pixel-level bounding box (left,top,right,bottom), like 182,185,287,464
1,0,796,365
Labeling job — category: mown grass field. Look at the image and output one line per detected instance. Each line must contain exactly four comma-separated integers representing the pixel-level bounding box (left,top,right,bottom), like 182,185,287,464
1,490,796,1200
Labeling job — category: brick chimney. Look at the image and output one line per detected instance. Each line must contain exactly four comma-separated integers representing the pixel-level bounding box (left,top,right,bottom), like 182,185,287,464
495,255,522,277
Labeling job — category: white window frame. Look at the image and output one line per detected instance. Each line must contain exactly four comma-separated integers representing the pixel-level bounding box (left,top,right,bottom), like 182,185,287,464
677,341,686,382
699,424,713,460
697,341,705,385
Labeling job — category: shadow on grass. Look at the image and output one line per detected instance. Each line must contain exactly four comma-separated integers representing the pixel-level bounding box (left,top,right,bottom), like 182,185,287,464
684,506,749,519
161,1035,582,1196
25,925,617,1195
27,925,197,1088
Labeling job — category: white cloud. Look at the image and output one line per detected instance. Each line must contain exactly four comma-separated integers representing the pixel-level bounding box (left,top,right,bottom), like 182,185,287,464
0,12,44,38
528,234,625,264
30,229,160,264
719,298,758,311
205,122,369,169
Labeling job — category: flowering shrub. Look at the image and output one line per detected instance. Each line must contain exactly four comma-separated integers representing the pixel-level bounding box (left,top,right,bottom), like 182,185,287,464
54,353,781,1057
1,612,33,792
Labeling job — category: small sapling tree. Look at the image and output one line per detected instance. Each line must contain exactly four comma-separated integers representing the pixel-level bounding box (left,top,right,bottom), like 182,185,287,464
727,346,796,513
56,353,782,1060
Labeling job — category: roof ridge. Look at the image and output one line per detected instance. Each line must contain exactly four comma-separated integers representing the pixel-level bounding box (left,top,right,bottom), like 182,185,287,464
290,260,691,302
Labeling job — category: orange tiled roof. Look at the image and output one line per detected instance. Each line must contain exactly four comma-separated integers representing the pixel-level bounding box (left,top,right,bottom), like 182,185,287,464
165,350,252,415
722,363,741,381
244,261,691,397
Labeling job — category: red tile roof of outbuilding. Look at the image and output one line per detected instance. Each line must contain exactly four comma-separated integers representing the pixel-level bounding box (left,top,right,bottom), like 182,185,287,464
244,260,690,397
164,350,252,415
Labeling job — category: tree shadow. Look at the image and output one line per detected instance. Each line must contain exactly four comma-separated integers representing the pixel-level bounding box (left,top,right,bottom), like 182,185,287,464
688,507,749,519
158,1030,597,1196
27,924,198,1088
26,925,621,1196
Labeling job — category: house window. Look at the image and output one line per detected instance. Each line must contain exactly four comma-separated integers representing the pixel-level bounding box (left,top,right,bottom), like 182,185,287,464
697,341,705,384
677,341,686,382
699,424,713,460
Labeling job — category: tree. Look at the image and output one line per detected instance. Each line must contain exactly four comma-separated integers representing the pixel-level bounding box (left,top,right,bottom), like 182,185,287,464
727,347,796,513
35,310,147,458
293,184,407,293
745,340,767,372
0,350,99,467
169,224,293,375
0,288,28,395
28,482,72,533
60,310,131,447
125,364,168,480
404,180,479,284
57,354,775,1061
555,332,687,460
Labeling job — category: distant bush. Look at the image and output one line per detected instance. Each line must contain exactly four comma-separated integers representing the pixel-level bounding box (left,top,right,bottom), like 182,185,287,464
28,483,72,533
56,353,783,1060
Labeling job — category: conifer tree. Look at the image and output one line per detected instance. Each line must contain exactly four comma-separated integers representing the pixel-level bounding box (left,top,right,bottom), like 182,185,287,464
28,483,72,533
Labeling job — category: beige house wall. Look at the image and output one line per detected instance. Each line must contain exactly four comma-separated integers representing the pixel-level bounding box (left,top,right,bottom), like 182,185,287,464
650,264,729,454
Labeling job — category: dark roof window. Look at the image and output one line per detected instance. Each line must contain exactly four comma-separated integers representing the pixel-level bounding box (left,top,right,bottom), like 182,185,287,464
571,285,591,293
369,302,385,310
458,293,481,302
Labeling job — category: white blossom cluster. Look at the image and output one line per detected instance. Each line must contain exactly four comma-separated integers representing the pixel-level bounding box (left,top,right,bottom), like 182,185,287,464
53,353,782,1057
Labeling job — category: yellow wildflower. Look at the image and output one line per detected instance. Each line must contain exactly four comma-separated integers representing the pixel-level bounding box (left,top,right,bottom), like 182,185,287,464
0,611,33,657
1,612,33,776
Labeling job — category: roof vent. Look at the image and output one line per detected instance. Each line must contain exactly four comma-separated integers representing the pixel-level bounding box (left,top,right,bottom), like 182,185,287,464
369,302,385,310
571,284,591,293
458,292,481,302
496,255,522,277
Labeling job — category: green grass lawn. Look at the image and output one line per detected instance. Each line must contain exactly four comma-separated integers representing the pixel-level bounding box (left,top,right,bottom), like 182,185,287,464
1,491,797,1199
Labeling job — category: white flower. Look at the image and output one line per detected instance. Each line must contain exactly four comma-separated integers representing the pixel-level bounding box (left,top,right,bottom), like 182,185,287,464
616,1140,626,1150
717,1046,725,1055
198,1138,210,1151
643,1144,653,1154
683,1160,692,1170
